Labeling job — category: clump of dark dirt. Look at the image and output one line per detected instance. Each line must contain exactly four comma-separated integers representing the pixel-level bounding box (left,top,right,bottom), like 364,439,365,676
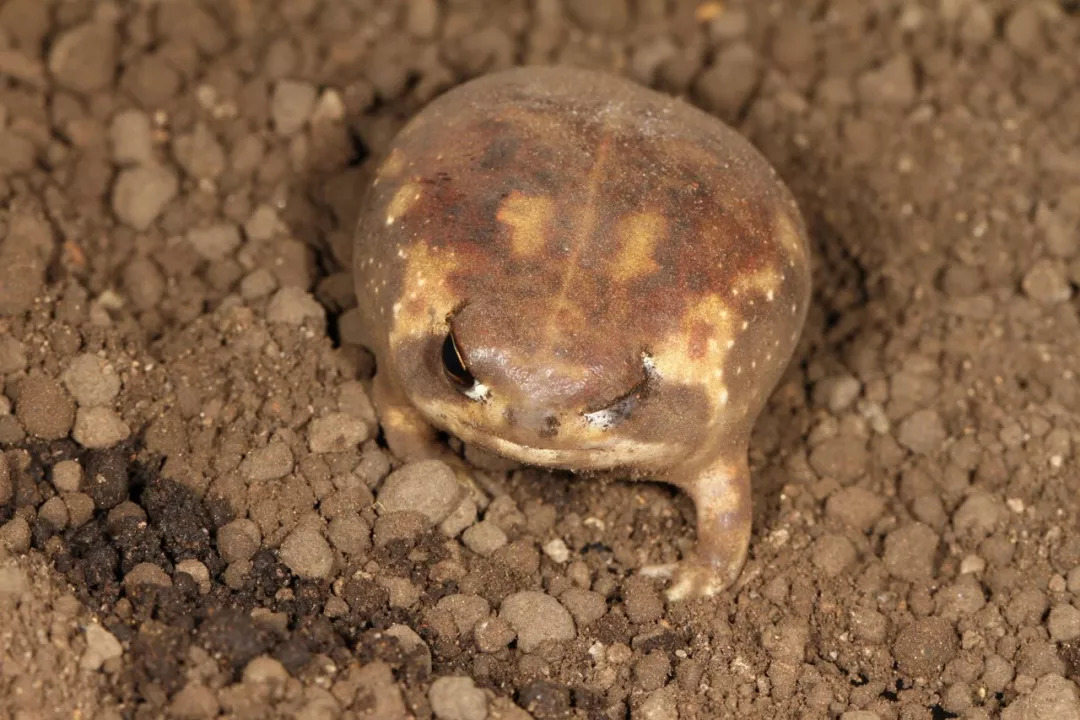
3,0,1080,719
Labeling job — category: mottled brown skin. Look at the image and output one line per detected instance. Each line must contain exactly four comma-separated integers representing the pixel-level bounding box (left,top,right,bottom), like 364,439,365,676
353,66,811,600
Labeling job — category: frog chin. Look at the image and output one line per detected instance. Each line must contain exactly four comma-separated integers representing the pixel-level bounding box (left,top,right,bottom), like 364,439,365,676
413,396,679,472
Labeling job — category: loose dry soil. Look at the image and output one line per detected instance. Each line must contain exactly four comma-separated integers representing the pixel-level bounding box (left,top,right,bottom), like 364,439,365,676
2,1,1080,719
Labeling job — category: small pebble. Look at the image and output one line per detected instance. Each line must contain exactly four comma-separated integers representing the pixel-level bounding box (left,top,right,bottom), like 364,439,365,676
825,486,885,532
814,374,862,413
173,123,226,180
175,559,211,594
72,406,131,449
558,587,607,628
0,517,31,552
892,617,957,677
278,527,334,579
377,460,464,525
109,110,154,166
436,594,491,637
1023,258,1072,304
462,520,508,556
327,512,371,555
438,496,477,538
112,164,178,231
62,354,122,407
308,412,371,453
896,409,947,454
52,459,83,493
499,590,576,652
187,223,242,262
1048,603,1080,642
0,336,28,374
48,21,117,94
62,492,95,528
636,685,679,720
385,623,432,674
429,676,489,720
243,656,290,685
474,616,516,653
240,441,294,481
856,54,918,109
267,287,326,325
169,683,221,719
811,533,857,577
38,496,69,529
1001,673,1080,720
15,376,75,440
80,624,123,671
216,519,262,563
271,79,318,136
883,522,939,581
542,538,570,563
124,562,173,589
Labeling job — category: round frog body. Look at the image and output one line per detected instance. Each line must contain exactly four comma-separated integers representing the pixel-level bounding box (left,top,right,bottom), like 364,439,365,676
353,66,811,600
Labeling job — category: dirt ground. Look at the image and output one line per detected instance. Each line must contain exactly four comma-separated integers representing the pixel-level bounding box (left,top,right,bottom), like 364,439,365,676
1,0,1080,718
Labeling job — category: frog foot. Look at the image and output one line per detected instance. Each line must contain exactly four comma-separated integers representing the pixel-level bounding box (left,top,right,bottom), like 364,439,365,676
640,456,752,602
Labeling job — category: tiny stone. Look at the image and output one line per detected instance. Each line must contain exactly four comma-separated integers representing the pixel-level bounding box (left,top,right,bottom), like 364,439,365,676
380,576,421,608
500,590,576,652
243,656,290,685
240,268,277,299
112,164,178,231
187,224,242,262
244,204,281,242
825,486,885,532
0,336,28,374
267,287,326,325
170,683,220,719
124,562,173,589
48,21,117,94
240,441,294,481
436,594,491,637
61,354,122,407
811,533,857,577
438,496,477,538
462,520,508,556
856,54,917,109
0,517,31,552
429,676,489,720
1023,258,1072,304
0,455,10,505
223,560,251,589
109,110,154,166
883,522,939,581
814,374,862,413
474,616,516,653
543,537,570,563
16,376,75,440
308,412,371,453
893,617,957,677
623,575,664,624
1048,603,1080,642
952,493,1002,537
81,624,123,671
38,496,69,529
897,409,947,454
376,460,464,526
385,624,432,674
175,559,211,594
328,512,371,555
216,518,262,563
278,527,334,580
63,492,95,528
406,0,440,38
173,123,226,180
636,685,679,720
72,406,131,449
1001,674,1080,720
559,587,607,627
271,79,318,136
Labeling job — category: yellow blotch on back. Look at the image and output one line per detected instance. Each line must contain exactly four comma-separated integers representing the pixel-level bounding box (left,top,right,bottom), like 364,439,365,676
734,265,782,300
389,242,461,347
386,181,421,226
497,191,554,258
611,211,664,282
773,211,807,268
651,294,736,414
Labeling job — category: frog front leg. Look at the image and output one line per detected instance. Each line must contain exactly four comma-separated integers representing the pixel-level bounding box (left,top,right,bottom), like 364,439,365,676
371,369,447,461
641,454,752,601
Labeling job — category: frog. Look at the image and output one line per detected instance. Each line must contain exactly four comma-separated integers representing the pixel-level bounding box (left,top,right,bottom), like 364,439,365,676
352,65,811,601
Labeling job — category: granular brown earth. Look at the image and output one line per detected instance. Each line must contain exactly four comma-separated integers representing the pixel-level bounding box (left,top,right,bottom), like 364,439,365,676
1,0,1080,718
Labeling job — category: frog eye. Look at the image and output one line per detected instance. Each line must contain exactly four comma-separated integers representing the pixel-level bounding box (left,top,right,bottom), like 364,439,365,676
441,331,475,389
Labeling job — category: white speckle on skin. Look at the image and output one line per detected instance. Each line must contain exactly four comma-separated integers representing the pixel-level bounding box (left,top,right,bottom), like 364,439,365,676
719,388,730,404
766,289,775,302
726,339,735,349
741,320,749,330
464,382,491,402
